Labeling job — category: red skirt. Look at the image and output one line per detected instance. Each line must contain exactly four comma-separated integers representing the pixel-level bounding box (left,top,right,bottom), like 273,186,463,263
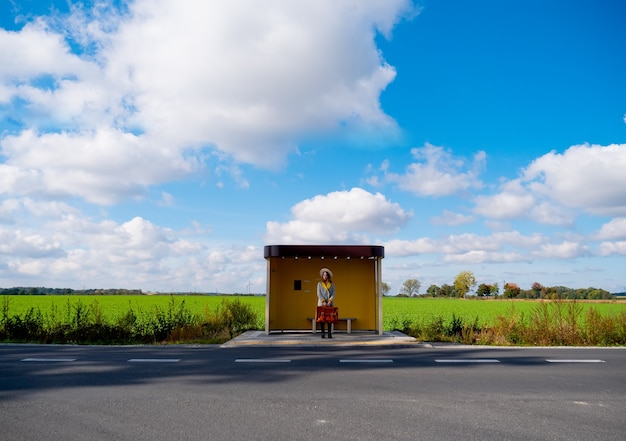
316,306,338,324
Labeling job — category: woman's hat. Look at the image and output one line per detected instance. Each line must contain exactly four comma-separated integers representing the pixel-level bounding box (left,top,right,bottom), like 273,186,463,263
320,267,333,278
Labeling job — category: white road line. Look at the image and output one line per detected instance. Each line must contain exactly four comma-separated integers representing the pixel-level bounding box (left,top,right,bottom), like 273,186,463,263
340,359,394,363
435,359,500,363
21,358,76,362
546,359,605,363
127,358,181,363
235,359,291,363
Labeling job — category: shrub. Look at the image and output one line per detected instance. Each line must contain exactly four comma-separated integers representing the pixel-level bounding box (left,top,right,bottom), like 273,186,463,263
0,295,260,345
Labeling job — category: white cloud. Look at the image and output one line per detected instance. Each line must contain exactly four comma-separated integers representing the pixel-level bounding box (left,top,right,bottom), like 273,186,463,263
111,0,411,167
0,197,268,291
533,241,588,259
443,250,525,264
383,237,440,256
598,241,626,256
158,191,174,207
0,0,414,204
593,218,626,241
0,229,65,258
384,230,545,259
0,129,195,204
472,143,626,224
477,194,576,226
383,144,485,197
430,210,474,226
522,143,626,216
0,22,92,80
528,202,574,226
265,187,412,244
473,184,535,220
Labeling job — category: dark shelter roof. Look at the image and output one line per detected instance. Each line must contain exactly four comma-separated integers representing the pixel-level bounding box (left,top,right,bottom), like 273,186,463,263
264,245,384,259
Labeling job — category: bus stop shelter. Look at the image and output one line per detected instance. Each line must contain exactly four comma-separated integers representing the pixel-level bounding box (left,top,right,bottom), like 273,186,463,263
264,245,385,335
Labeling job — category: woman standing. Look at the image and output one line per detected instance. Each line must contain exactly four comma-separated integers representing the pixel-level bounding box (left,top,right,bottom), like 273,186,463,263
317,267,335,338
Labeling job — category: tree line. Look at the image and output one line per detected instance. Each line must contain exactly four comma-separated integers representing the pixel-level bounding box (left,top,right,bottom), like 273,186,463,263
385,271,614,300
0,287,143,296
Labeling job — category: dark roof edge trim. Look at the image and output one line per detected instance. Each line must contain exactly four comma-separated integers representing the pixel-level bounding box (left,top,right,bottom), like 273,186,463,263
264,245,384,259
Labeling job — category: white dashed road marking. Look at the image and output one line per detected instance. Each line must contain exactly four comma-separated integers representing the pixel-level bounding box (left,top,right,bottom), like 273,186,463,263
435,359,500,363
546,359,605,363
21,358,77,362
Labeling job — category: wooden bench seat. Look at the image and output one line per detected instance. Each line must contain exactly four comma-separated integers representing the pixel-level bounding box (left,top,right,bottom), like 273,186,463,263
307,317,356,334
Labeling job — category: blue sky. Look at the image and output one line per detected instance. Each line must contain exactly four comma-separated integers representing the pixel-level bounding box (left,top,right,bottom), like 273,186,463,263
1,0,625,294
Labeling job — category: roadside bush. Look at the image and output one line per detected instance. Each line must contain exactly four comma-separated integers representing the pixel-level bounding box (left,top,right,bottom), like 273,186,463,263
0,295,260,345
481,300,626,346
422,316,446,341
400,314,483,344
386,313,413,333
398,299,626,346
1,308,46,342
582,309,626,345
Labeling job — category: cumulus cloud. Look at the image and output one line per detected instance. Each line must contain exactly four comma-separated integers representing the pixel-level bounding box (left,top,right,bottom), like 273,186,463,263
0,197,265,291
598,241,626,256
533,241,588,259
430,210,474,226
380,144,485,197
0,22,93,80
472,143,626,224
474,186,536,220
264,187,412,244
384,230,547,263
443,250,525,264
522,143,626,216
116,0,411,162
384,225,626,263
383,237,439,256
0,0,413,204
0,129,196,204
0,229,65,258
593,218,626,241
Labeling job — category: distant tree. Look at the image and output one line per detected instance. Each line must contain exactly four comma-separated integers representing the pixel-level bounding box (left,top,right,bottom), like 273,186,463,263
381,282,391,297
504,282,521,298
476,283,491,297
439,283,456,298
400,278,421,297
544,286,559,299
491,282,499,298
518,288,536,299
531,282,544,299
582,287,612,300
454,271,476,298
426,284,441,297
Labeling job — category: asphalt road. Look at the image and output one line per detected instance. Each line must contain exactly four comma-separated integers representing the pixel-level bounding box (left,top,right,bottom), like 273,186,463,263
1,344,624,441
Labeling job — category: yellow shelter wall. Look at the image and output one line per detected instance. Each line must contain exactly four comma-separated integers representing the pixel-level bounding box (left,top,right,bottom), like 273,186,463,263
267,257,378,331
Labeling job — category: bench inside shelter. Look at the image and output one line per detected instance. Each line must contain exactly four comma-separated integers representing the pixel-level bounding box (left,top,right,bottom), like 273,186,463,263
307,317,357,334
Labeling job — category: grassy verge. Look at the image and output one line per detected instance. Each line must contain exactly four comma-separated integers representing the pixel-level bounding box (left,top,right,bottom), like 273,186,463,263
2,295,625,345
389,298,626,345
0,295,259,344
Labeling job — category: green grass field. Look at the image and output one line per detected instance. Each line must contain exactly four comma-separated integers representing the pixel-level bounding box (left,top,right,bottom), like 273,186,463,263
382,297,626,327
1,295,266,327
4,295,626,330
